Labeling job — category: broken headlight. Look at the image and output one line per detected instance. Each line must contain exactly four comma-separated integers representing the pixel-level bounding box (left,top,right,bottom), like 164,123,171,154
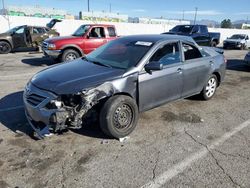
46,99,62,109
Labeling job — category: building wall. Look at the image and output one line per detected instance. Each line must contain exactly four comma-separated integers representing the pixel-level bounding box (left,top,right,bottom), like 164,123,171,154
1,16,250,44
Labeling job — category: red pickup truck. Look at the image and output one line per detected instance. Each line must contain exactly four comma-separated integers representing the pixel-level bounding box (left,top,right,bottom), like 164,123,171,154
42,24,118,62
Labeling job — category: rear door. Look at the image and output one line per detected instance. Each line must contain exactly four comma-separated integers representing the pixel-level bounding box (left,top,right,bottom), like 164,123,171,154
181,42,211,97
84,26,108,54
192,26,210,46
139,41,183,111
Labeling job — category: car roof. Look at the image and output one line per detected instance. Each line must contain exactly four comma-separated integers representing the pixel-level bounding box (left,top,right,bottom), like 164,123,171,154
119,34,195,43
86,24,115,27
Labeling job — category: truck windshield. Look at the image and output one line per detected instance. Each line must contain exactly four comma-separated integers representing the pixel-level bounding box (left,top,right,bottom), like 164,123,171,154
85,38,154,69
72,25,90,36
171,25,194,33
229,35,245,40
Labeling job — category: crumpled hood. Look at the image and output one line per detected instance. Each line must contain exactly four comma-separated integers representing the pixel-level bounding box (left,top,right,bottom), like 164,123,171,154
31,59,125,94
224,39,245,43
45,36,81,43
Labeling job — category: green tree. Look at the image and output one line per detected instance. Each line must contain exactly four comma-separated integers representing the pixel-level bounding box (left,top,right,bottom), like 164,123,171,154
221,19,232,28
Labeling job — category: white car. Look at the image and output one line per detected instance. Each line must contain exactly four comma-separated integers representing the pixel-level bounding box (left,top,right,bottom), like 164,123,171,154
223,34,250,50
244,51,250,66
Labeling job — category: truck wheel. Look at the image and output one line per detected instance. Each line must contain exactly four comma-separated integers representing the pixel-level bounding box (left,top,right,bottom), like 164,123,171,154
0,41,11,54
100,95,139,138
211,41,217,47
240,44,246,50
62,49,80,62
200,74,218,100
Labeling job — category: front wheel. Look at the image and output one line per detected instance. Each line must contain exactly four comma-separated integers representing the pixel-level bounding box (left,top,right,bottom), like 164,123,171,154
200,75,218,100
61,49,80,62
100,95,139,138
0,41,11,54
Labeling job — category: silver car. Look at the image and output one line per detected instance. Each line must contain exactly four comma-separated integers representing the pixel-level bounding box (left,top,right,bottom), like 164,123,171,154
23,35,226,139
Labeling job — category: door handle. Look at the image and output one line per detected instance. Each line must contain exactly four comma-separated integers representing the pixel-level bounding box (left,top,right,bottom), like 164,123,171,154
177,68,182,73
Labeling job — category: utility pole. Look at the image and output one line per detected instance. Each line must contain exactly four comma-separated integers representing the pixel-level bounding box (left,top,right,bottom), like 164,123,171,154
182,10,185,21
109,3,111,13
87,0,90,12
2,0,10,29
194,7,198,25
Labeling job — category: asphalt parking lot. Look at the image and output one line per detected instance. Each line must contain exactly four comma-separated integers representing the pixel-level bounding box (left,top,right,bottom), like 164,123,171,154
0,49,250,188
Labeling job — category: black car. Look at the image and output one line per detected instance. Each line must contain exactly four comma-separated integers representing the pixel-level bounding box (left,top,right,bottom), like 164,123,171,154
163,25,220,47
23,35,226,139
0,19,61,54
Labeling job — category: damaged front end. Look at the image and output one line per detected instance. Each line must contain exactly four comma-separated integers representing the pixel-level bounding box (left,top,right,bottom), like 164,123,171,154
24,82,114,139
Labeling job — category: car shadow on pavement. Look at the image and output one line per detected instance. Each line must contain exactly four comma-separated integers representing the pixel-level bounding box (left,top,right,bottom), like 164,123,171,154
0,91,33,137
226,59,250,72
21,57,54,66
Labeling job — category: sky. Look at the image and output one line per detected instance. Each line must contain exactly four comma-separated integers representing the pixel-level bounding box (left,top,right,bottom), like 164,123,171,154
3,0,250,21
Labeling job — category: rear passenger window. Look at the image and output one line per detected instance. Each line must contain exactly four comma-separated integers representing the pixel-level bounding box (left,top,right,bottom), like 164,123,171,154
182,43,202,60
200,26,208,33
107,27,116,37
149,42,181,66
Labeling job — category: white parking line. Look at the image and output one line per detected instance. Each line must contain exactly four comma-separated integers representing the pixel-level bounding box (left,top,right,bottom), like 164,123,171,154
142,119,250,188
0,105,24,112
0,73,35,78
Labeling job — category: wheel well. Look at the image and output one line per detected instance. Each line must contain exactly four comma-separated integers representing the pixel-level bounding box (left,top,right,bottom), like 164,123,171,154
0,40,12,49
62,46,82,56
212,39,218,44
213,72,221,86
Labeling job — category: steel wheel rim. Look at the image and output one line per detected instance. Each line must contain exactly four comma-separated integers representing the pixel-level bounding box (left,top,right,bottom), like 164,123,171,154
113,103,133,130
66,53,77,61
205,78,216,98
0,43,10,53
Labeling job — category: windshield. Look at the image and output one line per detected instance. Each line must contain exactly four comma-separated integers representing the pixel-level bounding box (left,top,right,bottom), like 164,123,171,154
85,38,154,69
170,25,193,33
6,26,23,33
229,34,245,40
72,25,90,36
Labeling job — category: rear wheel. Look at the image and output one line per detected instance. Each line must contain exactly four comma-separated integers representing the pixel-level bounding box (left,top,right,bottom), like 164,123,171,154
61,49,80,62
211,41,217,47
100,95,139,138
200,74,218,100
0,41,11,54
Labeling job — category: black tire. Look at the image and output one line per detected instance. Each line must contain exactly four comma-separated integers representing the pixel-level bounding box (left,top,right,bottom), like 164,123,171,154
100,95,139,138
211,41,217,47
200,74,218,100
240,44,246,50
61,49,80,62
0,41,12,54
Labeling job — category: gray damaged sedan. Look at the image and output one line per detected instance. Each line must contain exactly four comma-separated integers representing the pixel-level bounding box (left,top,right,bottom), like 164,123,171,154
23,35,226,139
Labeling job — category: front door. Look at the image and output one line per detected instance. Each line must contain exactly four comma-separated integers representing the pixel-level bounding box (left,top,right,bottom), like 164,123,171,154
84,27,107,54
12,26,27,48
139,42,183,111
181,42,211,97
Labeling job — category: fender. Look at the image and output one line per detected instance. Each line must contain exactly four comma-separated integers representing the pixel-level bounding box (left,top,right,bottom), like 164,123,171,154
61,44,84,56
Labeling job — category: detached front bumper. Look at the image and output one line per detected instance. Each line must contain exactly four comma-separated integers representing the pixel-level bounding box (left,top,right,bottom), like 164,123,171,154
43,49,62,59
23,83,67,138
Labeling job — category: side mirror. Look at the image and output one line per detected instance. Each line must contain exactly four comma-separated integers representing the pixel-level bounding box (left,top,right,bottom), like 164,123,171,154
144,61,163,73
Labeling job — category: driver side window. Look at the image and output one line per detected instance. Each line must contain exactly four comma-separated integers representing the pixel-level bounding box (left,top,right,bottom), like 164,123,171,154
89,27,105,38
15,27,24,34
149,42,181,66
